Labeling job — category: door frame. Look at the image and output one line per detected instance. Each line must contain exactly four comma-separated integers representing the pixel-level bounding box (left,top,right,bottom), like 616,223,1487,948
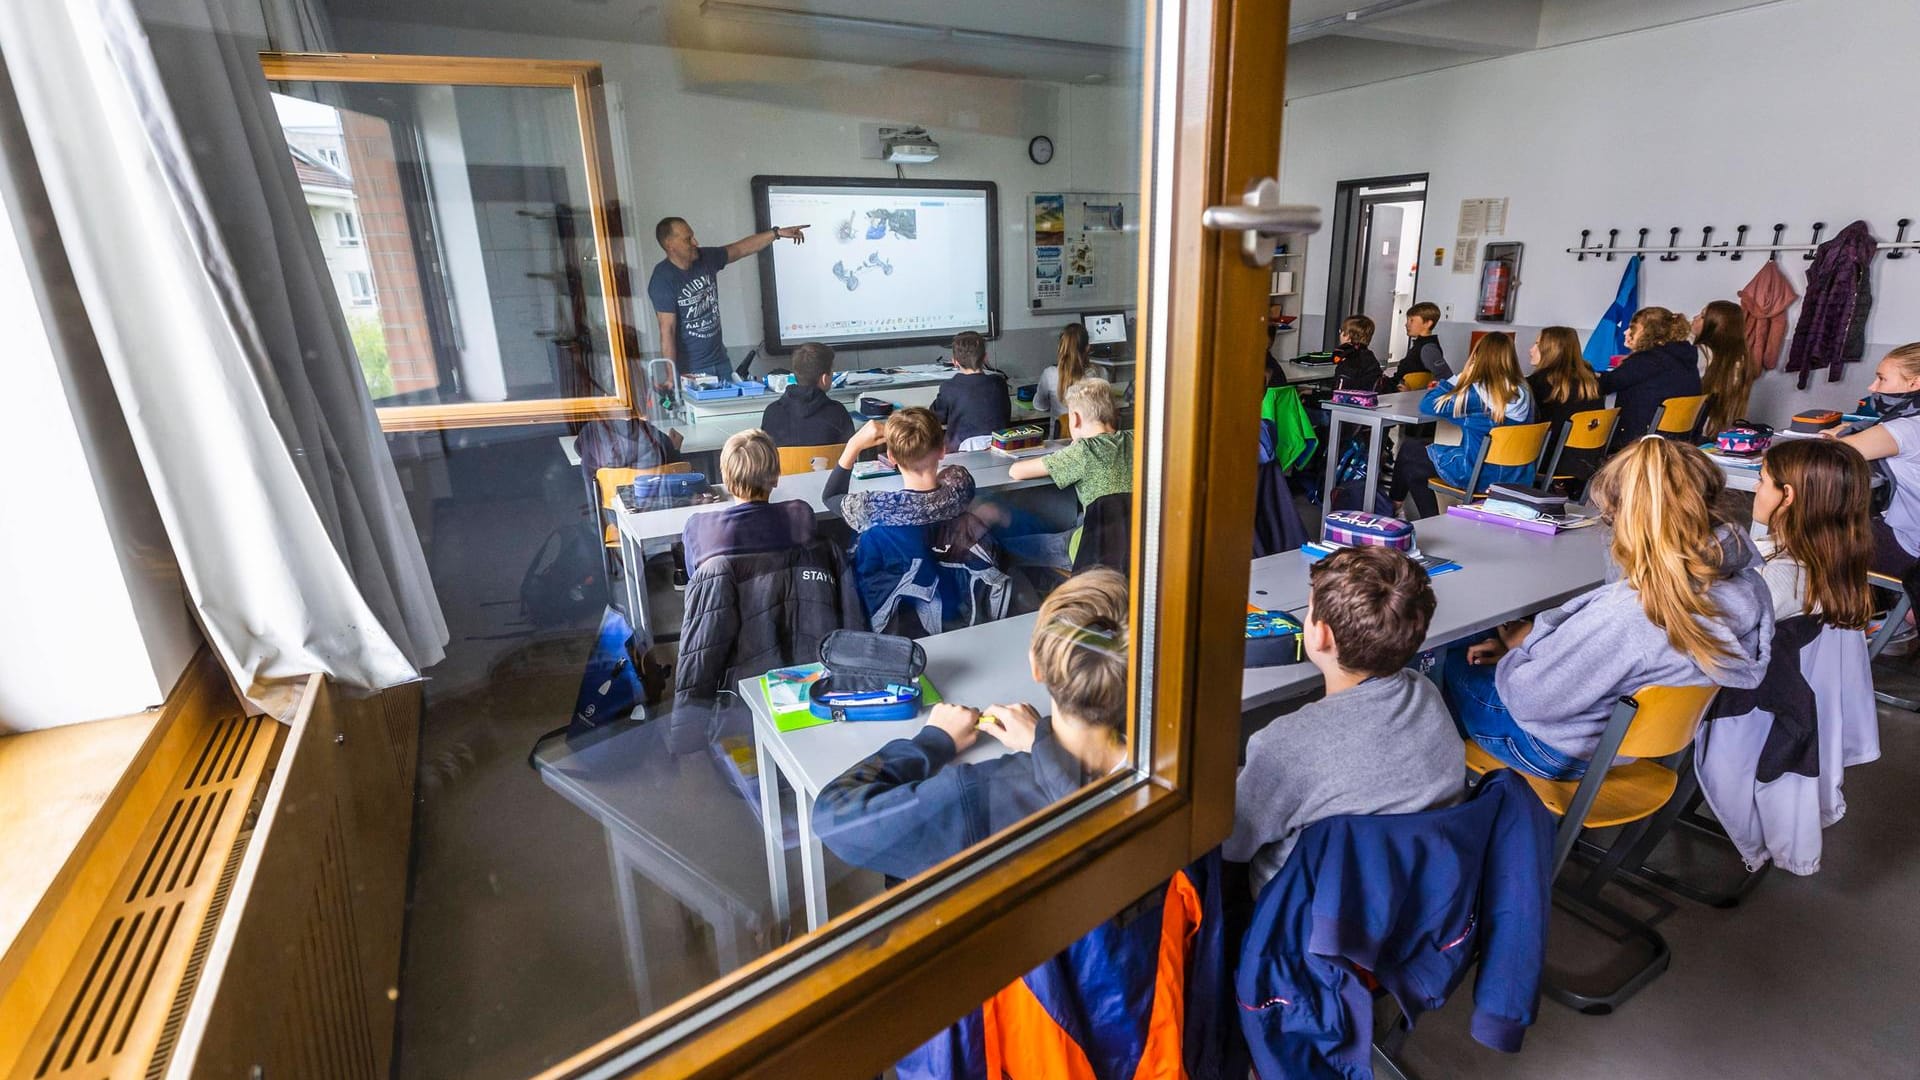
533,0,1288,1075
1323,172,1428,352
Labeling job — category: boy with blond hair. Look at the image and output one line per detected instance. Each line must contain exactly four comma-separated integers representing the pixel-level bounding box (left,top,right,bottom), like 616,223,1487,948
1009,377,1131,563
681,427,815,571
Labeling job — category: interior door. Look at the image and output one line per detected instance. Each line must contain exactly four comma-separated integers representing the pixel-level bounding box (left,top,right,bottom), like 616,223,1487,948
1360,202,1404,344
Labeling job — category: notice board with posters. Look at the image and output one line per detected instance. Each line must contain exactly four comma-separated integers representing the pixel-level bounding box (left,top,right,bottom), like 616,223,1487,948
1027,191,1140,313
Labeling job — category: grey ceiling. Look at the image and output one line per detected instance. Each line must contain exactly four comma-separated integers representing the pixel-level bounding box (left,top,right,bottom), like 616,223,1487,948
322,0,1783,93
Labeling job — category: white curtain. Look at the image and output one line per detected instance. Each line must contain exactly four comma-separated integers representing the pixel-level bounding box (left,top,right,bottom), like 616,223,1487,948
0,0,447,701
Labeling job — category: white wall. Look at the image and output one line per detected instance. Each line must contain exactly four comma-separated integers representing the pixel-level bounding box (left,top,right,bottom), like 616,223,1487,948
333,19,1144,380
1281,0,1920,425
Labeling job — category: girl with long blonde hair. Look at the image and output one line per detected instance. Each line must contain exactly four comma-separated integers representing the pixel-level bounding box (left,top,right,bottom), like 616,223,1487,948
1032,322,1091,424
1443,437,1772,779
1389,332,1535,518
1696,300,1757,435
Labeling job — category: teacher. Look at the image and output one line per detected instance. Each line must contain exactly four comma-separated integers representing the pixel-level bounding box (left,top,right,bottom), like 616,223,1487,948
648,217,808,378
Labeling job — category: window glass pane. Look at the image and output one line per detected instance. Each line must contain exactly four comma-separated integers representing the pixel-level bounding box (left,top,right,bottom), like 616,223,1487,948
270,82,620,408
175,0,1154,1074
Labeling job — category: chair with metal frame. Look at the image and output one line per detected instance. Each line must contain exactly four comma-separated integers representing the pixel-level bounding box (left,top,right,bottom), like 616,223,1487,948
1464,683,1720,1014
1537,407,1621,493
1867,571,1918,710
1648,394,1710,440
1426,421,1552,508
777,442,846,477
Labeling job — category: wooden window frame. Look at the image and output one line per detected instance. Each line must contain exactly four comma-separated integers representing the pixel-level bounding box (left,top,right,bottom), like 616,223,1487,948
260,52,638,432
527,0,1288,1074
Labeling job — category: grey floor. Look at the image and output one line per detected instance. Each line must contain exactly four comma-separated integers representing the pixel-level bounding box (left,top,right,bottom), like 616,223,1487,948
392,446,1920,1079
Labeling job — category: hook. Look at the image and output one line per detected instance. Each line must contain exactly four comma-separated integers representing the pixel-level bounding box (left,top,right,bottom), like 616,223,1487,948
1661,227,1683,262
1578,228,1591,261
1769,224,1786,262
1605,227,1620,262
1696,225,1715,261
1636,227,1649,253
1890,218,1912,260
1732,224,1748,261
1804,221,1826,260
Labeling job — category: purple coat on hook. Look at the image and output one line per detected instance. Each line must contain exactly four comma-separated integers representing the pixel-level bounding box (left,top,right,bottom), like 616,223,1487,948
1787,220,1877,389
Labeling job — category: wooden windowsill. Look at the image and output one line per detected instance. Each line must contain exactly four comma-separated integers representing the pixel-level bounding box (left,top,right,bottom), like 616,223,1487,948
0,710,161,967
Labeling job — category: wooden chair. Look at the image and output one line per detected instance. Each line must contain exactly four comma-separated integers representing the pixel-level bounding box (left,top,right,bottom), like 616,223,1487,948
1868,570,1918,710
1648,394,1710,440
1464,683,1720,1014
1400,371,1434,391
1426,421,1552,508
1538,407,1620,494
778,443,845,477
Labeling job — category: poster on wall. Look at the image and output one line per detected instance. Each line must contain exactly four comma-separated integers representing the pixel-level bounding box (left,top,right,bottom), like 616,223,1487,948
1028,191,1140,312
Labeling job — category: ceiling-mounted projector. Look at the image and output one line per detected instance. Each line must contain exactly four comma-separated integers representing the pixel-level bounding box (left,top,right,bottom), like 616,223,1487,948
881,127,940,164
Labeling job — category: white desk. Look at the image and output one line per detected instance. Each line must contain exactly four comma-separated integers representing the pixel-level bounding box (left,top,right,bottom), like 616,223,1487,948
612,442,1069,648
739,613,1044,931
532,722,772,1007
1277,359,1339,385
1241,511,1612,709
1321,389,1440,519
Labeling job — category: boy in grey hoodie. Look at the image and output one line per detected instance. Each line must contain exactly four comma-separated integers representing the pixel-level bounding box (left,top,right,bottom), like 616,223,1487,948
1225,547,1464,894
1447,522,1773,779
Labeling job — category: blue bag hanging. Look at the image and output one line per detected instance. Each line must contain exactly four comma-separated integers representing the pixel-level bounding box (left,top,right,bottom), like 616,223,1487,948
570,606,644,735
1583,255,1641,370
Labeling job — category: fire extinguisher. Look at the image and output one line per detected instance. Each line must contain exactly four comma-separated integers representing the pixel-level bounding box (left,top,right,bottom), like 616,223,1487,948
1478,260,1510,320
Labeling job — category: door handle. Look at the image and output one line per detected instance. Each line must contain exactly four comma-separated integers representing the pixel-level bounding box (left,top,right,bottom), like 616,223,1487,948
1201,177,1322,267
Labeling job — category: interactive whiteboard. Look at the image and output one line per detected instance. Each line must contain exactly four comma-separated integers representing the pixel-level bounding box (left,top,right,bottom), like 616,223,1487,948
753,176,999,353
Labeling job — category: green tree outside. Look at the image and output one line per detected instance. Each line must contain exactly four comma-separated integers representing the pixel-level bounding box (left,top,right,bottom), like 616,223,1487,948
348,313,396,399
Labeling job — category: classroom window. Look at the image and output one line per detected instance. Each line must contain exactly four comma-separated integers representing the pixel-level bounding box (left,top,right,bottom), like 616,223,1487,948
5,0,1279,1071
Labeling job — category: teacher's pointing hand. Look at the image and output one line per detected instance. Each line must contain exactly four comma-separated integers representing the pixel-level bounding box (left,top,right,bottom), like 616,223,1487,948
776,224,811,244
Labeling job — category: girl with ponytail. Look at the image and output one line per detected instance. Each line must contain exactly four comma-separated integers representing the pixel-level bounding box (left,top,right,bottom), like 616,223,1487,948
1033,322,1091,426
1444,438,1773,780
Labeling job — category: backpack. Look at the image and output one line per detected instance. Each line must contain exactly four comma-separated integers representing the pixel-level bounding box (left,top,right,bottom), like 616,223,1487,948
521,520,606,627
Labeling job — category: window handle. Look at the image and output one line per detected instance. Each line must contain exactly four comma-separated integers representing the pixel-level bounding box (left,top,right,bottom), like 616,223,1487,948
1201,178,1321,267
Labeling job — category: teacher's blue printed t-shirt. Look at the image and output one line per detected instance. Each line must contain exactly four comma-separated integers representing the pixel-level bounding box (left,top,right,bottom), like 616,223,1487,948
648,246,731,377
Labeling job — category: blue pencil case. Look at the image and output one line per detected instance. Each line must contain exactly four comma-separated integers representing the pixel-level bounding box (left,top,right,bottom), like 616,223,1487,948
1245,608,1306,668
808,630,928,721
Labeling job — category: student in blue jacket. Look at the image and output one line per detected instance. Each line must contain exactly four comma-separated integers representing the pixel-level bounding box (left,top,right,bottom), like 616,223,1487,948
1390,332,1535,518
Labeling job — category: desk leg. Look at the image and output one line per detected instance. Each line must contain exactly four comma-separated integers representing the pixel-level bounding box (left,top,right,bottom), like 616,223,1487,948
1323,414,1344,534
796,793,830,931
606,832,652,1012
1361,419,1386,515
621,530,652,648
756,738,791,934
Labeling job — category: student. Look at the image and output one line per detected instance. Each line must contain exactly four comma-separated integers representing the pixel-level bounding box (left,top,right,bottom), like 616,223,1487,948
1752,439,1874,626
930,330,1012,449
1031,322,1089,423
815,570,1215,1079
1597,306,1702,447
680,429,815,572
1330,314,1384,392
1390,331,1534,518
1008,378,1131,563
823,407,974,533
1834,344,1920,598
758,341,855,448
1446,438,1772,780
815,567,1131,877
1388,301,1451,387
1696,300,1758,436
1224,546,1463,893
1526,325,1602,432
